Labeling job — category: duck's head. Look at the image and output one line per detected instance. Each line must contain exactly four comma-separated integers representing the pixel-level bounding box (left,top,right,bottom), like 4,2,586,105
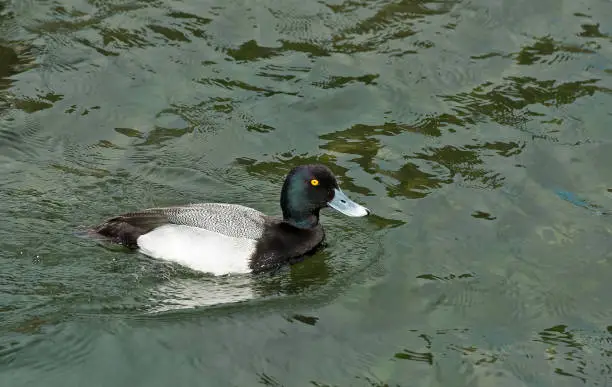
280,164,370,229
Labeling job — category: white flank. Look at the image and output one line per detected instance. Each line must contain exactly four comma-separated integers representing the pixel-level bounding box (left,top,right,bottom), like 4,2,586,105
136,224,256,275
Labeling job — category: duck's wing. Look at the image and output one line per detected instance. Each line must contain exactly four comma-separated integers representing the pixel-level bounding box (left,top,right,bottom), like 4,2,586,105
94,203,268,248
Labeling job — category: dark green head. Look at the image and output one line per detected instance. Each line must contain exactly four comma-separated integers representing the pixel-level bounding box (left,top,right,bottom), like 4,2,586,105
280,164,369,229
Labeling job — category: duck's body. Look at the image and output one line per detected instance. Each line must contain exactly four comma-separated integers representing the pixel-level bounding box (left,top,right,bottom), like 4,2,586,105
93,164,369,275
96,203,324,275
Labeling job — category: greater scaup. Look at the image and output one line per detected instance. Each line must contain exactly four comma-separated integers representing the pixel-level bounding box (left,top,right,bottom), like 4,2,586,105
93,164,369,275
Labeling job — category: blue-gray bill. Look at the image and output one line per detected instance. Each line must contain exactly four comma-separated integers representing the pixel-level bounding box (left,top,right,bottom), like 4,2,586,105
328,188,370,217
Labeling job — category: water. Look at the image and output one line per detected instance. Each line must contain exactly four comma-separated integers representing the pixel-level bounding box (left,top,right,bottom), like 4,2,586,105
1,0,612,385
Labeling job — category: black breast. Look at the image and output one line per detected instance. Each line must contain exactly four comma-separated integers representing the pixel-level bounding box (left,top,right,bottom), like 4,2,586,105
249,221,325,273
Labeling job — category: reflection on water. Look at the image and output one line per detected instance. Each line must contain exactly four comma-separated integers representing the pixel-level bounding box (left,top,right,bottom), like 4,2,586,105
1,0,612,385
149,277,258,312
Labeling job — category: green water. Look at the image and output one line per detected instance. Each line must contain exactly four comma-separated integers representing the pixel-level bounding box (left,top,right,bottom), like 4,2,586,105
1,0,612,385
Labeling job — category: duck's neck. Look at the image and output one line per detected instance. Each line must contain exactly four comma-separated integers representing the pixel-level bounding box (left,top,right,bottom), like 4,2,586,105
283,208,320,229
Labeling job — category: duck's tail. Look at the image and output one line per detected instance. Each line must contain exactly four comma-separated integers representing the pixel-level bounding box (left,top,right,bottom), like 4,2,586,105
89,211,171,248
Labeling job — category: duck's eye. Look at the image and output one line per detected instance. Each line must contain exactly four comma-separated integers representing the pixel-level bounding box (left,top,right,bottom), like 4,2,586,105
310,179,320,186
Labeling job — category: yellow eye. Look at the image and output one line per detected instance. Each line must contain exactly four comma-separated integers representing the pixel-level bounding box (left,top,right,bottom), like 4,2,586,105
310,179,319,186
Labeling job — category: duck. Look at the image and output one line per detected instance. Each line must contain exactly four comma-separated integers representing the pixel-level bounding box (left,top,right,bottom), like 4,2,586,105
93,164,370,275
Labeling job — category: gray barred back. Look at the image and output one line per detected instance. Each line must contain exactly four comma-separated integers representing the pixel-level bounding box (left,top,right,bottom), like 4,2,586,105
157,203,267,240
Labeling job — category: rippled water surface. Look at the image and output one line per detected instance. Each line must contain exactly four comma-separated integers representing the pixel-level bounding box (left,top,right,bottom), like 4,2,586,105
1,0,612,385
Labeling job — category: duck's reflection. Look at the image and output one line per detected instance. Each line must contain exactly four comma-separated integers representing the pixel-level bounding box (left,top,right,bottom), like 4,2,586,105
147,250,331,312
